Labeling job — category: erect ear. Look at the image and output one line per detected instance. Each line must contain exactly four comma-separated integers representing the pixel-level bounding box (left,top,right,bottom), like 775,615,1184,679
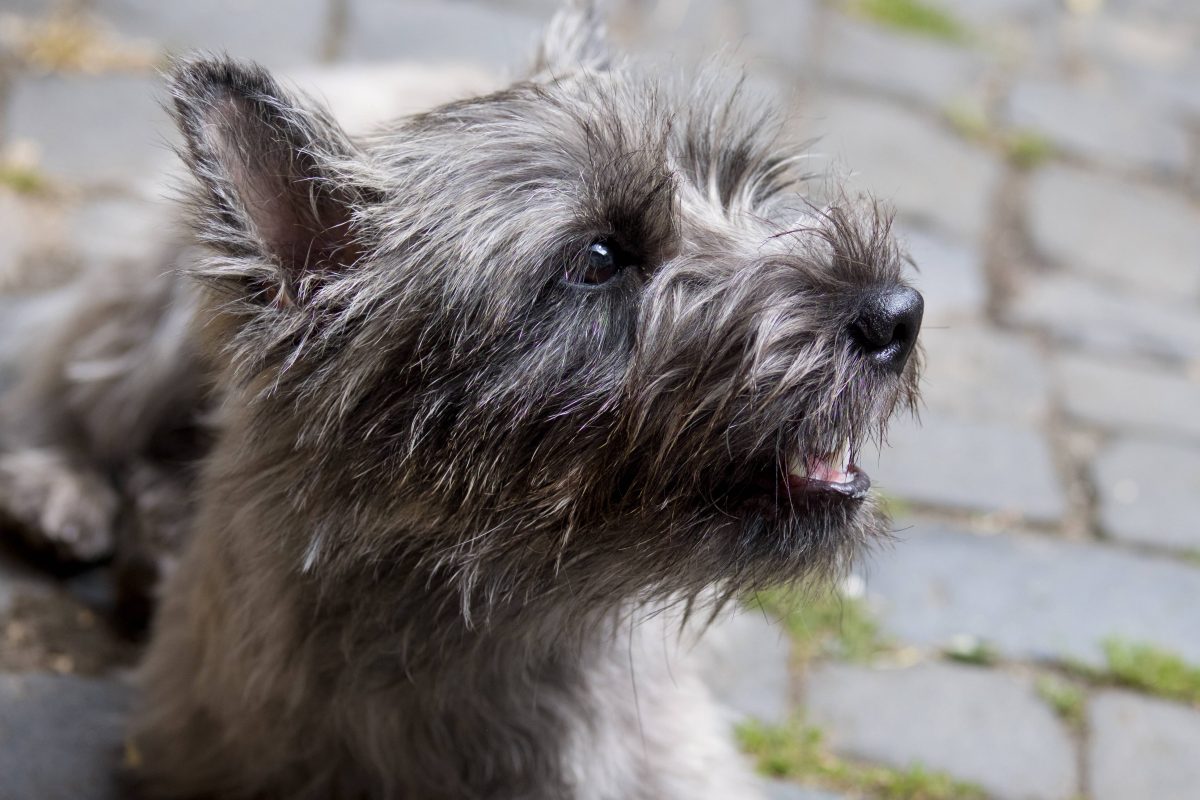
532,0,613,76
167,56,377,305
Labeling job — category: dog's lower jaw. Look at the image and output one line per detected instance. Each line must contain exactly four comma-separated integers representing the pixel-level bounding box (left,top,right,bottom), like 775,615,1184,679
132,481,759,800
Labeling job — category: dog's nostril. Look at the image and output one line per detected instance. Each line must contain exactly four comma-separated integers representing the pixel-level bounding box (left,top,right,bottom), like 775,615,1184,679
850,285,924,373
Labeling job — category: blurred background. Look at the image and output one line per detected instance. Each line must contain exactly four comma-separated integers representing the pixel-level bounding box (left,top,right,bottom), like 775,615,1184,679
0,0,1198,799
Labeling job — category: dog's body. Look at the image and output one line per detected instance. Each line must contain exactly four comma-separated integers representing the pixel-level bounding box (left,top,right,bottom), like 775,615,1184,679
0,3,922,797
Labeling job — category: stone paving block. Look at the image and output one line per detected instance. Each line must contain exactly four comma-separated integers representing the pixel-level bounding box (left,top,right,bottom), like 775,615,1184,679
916,325,1049,425
616,0,758,68
1089,690,1200,800
871,412,1064,522
1126,58,1200,121
804,96,1002,241
6,74,173,191
0,193,80,292
760,779,847,800
283,63,499,135
1093,436,1200,552
92,0,329,68
692,609,793,725
863,521,1200,666
1006,273,1200,365
1027,165,1200,300
0,0,51,18
932,1,1055,65
938,0,1051,24
1061,10,1198,78
820,17,988,110
341,0,544,72
0,306,14,391
67,196,175,272
1107,0,1200,26
804,661,1078,800
611,0,811,76
0,672,133,800
897,225,987,325
1007,78,1189,175
1058,353,1200,440
741,0,820,73
490,0,561,16
0,193,31,288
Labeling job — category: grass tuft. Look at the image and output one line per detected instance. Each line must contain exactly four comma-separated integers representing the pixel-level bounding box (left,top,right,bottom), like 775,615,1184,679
748,586,885,663
944,635,998,667
5,11,158,74
851,0,968,42
0,163,48,195
944,105,1055,169
1005,131,1054,170
944,104,991,142
1102,639,1200,706
877,491,912,520
737,719,987,800
1035,675,1087,729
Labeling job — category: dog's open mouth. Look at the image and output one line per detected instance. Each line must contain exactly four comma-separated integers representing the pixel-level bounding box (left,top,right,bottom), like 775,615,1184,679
728,439,873,512
780,439,871,502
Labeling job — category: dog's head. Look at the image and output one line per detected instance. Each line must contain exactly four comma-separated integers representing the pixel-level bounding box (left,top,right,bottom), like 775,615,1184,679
170,1,921,617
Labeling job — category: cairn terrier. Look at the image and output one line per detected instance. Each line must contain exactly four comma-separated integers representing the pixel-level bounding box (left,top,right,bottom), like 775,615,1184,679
0,1,922,797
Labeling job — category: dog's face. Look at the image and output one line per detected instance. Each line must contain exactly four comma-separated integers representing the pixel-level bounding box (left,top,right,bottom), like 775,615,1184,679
171,4,921,613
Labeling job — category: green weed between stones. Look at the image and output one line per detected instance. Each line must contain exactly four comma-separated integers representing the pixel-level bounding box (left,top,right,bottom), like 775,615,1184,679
943,635,998,667
1035,675,1087,729
748,586,886,663
1100,639,1200,706
0,163,48,195
877,491,912,519
9,11,158,74
944,104,990,142
944,105,1054,169
1005,131,1054,169
737,719,986,800
850,0,968,42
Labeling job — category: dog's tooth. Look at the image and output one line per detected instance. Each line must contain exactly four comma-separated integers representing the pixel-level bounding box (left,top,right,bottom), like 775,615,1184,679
834,439,850,472
787,451,807,478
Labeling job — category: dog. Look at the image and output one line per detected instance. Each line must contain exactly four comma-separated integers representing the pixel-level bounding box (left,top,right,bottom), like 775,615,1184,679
0,2,922,797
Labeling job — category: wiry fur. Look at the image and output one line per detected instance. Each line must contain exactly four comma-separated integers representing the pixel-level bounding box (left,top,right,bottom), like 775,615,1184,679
0,3,921,798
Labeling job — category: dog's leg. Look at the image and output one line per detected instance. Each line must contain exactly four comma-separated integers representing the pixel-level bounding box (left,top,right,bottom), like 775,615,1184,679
1,259,207,623
0,447,119,562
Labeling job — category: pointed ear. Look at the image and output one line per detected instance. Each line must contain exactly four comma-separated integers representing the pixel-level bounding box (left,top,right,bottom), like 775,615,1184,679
533,0,613,75
167,57,377,305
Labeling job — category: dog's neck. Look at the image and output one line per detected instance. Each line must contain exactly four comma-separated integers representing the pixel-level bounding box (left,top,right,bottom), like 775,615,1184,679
169,413,677,796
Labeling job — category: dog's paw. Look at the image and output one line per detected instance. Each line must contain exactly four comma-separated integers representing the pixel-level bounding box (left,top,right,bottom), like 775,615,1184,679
0,449,118,562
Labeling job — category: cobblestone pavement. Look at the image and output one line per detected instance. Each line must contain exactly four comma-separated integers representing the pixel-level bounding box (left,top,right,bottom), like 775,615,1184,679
1,1,1198,798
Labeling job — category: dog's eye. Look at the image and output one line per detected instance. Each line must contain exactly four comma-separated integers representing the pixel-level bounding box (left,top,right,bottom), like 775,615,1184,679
565,240,632,286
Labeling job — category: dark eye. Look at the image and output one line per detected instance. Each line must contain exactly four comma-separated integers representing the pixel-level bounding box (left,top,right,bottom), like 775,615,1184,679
565,240,632,286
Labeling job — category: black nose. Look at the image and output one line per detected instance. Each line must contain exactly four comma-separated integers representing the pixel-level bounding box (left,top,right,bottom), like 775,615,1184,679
850,285,923,373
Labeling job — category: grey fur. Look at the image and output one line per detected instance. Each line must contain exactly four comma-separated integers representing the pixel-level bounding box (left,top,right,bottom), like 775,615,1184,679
0,2,921,797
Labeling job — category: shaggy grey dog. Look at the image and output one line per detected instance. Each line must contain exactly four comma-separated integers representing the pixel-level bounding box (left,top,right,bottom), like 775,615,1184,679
0,2,922,797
